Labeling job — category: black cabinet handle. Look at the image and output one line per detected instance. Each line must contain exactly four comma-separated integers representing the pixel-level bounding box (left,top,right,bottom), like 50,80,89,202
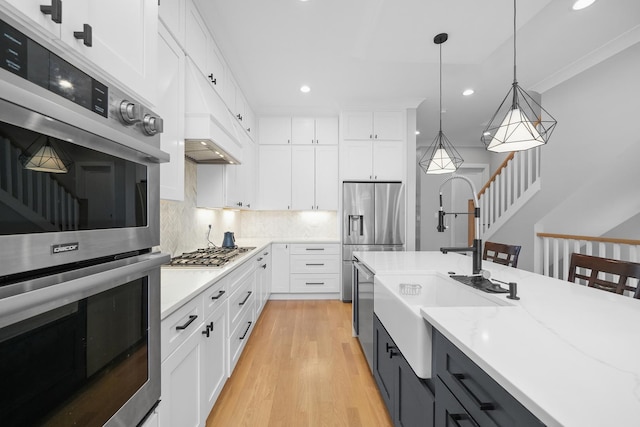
74,23,92,47
305,282,325,285
306,248,325,251
175,314,198,331
261,264,267,269
211,290,226,300
208,74,217,85
201,321,214,338
257,257,263,262
263,252,269,256
449,413,480,427
40,0,62,23
239,321,252,340
239,291,252,306
305,263,325,266
452,373,495,411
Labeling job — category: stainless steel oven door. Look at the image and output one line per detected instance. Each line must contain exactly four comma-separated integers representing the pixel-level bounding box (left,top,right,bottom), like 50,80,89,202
0,251,168,427
0,74,167,276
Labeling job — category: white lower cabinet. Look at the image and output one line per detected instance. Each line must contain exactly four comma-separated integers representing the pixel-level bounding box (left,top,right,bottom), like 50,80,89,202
140,409,160,427
271,243,340,296
254,248,271,316
201,303,228,422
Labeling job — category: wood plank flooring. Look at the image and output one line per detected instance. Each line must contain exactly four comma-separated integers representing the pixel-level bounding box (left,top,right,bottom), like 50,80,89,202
206,300,393,427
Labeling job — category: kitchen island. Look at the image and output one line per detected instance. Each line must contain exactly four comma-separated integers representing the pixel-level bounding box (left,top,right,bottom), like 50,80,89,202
355,251,640,427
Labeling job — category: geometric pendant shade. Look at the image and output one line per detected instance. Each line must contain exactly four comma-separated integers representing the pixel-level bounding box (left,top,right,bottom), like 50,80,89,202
419,130,463,174
418,32,463,174
481,0,557,152
22,136,71,173
481,83,557,152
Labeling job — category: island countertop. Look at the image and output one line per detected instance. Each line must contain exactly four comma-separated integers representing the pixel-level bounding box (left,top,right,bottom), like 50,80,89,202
355,251,640,427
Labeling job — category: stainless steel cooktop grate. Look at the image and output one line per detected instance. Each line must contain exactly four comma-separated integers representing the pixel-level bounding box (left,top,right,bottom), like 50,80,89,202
168,247,255,267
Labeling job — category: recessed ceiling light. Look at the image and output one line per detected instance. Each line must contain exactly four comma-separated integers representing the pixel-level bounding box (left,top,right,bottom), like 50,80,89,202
572,0,596,10
415,130,420,135
300,85,311,93
462,89,474,96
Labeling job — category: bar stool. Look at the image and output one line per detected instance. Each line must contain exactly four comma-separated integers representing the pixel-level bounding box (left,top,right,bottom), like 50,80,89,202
568,253,640,298
482,242,521,268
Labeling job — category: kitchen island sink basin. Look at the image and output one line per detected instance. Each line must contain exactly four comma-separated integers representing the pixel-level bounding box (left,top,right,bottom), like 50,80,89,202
374,272,512,378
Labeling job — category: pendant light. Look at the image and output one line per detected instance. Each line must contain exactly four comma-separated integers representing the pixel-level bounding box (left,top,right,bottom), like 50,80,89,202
21,136,71,173
481,0,557,152
419,33,463,175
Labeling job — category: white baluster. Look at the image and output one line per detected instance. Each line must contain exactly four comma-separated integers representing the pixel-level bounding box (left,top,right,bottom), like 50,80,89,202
562,239,570,281
543,237,550,277
519,152,525,197
553,239,560,279
506,161,512,210
586,241,593,256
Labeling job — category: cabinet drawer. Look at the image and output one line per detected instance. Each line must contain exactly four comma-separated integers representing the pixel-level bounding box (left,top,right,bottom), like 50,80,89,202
229,306,254,373
290,254,340,274
434,331,544,427
290,243,339,255
290,274,339,293
161,296,204,362
228,273,255,333
203,279,229,319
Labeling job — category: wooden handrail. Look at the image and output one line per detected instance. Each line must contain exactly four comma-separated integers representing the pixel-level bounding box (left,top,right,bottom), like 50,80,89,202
537,233,640,246
477,152,515,197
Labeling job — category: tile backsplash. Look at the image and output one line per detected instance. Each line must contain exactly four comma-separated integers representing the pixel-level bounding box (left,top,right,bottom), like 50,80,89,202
158,159,338,257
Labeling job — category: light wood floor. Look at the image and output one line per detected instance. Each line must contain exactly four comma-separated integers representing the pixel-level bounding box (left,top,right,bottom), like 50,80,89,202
206,300,393,427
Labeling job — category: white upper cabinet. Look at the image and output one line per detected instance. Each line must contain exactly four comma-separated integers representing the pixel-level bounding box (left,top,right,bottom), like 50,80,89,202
159,0,186,48
185,2,225,99
4,0,158,104
259,117,292,145
291,145,338,211
314,146,339,210
291,117,338,145
342,111,403,141
158,23,185,201
258,145,292,210
371,140,404,181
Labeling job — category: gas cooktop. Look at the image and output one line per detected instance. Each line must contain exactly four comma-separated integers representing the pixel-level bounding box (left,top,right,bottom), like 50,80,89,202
168,247,255,267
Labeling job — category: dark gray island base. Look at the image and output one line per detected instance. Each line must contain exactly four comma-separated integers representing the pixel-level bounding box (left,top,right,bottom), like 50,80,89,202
373,315,544,427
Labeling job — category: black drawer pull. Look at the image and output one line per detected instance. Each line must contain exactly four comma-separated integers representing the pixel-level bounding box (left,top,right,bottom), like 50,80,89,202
305,282,325,285
40,0,62,23
239,321,252,340
257,257,263,262
239,291,252,305
263,252,269,255
175,315,198,331
452,373,495,411
306,248,325,251
211,290,226,300
449,413,480,427
305,263,325,266
73,23,92,47
262,264,267,269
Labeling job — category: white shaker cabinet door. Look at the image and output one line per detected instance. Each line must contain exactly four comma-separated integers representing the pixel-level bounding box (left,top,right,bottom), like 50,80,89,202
258,145,292,210
373,111,404,140
342,111,373,140
291,146,315,210
341,140,373,180
315,145,338,210
259,117,292,145
291,117,315,145
271,244,291,293
373,140,404,181
158,0,186,48
62,0,158,104
315,117,339,145
200,305,228,423
158,24,185,201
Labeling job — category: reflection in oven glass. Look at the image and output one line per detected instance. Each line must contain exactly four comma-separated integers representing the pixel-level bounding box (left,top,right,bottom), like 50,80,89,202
0,120,148,235
0,279,149,426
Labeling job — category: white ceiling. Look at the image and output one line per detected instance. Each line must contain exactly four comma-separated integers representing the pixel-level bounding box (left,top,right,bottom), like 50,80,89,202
194,0,640,147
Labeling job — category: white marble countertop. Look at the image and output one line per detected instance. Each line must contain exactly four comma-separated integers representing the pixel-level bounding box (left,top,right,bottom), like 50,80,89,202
161,238,339,319
355,251,640,427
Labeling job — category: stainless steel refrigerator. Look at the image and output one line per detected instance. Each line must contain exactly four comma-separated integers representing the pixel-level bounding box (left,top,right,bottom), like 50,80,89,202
342,182,405,302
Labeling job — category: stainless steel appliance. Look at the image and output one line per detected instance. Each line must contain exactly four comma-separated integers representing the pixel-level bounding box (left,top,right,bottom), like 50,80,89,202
0,15,169,426
169,246,255,267
352,258,375,371
342,182,405,302
0,16,168,277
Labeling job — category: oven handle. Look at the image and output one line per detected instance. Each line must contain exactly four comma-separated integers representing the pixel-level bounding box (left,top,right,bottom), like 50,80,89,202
0,251,170,329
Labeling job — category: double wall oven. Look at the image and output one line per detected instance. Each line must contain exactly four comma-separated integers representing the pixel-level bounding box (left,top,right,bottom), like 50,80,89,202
0,14,169,427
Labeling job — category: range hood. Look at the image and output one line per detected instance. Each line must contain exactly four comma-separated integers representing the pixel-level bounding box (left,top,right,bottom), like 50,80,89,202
184,58,242,165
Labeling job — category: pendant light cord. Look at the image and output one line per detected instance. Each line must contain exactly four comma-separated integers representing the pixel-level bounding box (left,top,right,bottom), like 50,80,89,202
439,41,443,132
513,0,517,84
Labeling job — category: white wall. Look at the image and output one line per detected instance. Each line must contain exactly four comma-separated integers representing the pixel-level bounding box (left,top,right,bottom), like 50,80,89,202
488,41,640,271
